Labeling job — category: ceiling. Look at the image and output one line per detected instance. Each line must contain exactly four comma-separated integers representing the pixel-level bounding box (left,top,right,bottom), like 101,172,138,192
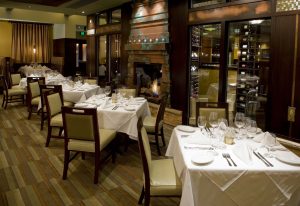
0,0,131,16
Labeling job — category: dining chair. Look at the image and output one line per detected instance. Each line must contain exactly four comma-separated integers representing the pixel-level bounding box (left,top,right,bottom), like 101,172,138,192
39,84,74,130
83,78,98,85
137,117,181,206
1,77,26,109
142,94,168,156
44,91,64,147
27,76,45,119
61,106,117,184
196,102,229,126
118,88,136,98
10,73,22,89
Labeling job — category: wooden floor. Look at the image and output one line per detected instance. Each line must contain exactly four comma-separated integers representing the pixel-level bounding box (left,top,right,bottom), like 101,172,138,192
0,96,180,206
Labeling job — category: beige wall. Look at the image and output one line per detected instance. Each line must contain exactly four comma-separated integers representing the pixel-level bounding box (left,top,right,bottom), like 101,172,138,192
0,21,12,57
0,7,86,38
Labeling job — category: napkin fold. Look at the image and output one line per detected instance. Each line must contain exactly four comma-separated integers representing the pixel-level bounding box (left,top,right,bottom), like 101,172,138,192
253,132,278,146
232,142,253,164
100,98,111,109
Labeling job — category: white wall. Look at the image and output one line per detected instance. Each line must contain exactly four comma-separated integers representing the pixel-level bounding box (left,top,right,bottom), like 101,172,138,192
53,24,65,39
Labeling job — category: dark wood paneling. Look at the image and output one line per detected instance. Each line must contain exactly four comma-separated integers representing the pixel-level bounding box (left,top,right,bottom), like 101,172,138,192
86,36,97,76
120,3,132,84
169,0,189,122
268,16,296,136
9,0,71,7
292,15,300,140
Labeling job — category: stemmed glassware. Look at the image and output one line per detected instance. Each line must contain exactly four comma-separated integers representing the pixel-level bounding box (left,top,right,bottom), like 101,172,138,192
235,112,245,139
104,86,111,97
197,116,207,133
209,112,219,138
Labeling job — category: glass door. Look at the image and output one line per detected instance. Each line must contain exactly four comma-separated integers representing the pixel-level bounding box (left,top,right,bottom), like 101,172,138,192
189,24,221,125
227,19,271,130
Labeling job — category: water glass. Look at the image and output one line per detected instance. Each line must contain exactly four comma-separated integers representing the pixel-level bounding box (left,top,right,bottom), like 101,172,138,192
235,112,245,139
209,112,218,138
197,116,206,132
104,86,111,97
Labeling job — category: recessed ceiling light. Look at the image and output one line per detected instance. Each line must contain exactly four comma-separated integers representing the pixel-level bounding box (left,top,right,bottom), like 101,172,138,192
81,11,85,14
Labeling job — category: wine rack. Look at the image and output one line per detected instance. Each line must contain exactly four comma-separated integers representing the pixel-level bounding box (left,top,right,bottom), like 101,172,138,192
235,23,270,114
190,26,200,98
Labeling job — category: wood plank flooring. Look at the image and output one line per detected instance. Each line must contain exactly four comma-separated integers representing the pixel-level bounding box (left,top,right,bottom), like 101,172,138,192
0,96,180,206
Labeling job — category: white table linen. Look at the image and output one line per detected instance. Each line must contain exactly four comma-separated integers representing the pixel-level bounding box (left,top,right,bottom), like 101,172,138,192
166,127,300,206
75,97,151,140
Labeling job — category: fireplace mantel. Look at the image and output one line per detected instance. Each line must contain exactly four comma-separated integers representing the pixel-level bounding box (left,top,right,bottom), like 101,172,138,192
125,43,169,51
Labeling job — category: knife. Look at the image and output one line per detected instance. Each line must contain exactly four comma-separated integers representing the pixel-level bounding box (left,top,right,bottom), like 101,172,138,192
257,152,273,167
253,151,270,167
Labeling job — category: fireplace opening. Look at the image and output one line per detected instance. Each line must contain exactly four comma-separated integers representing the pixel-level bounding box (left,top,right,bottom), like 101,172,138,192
135,62,162,103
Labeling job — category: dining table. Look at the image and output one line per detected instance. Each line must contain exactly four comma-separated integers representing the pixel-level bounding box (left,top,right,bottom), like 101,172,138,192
166,126,300,206
75,95,151,140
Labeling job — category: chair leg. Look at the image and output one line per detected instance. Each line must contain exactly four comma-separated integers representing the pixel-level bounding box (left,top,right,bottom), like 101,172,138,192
4,96,8,109
138,186,145,204
45,126,52,147
155,133,161,156
161,127,166,147
144,189,150,206
94,153,100,184
2,95,5,107
62,150,70,180
81,152,85,160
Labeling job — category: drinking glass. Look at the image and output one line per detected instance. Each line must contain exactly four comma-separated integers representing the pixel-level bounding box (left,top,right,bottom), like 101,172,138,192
104,86,111,97
234,112,245,139
209,112,219,138
197,116,207,132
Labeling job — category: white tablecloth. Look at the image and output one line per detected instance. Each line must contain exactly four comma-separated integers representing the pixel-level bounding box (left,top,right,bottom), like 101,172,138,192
166,128,300,206
63,86,101,103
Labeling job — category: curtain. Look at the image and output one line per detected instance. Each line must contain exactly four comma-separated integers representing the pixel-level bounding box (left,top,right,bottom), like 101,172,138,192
11,22,52,63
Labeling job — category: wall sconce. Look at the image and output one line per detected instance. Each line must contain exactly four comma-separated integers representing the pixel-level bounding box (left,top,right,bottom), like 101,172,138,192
33,45,36,63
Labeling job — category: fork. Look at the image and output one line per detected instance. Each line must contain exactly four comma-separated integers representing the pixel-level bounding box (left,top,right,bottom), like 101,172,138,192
222,153,232,166
224,153,237,167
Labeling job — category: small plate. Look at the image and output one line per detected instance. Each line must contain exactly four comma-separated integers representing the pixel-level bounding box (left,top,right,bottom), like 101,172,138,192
275,151,300,166
177,125,196,133
191,153,214,165
124,106,136,111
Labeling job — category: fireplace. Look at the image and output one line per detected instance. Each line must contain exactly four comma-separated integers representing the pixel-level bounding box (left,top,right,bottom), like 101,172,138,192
135,63,162,96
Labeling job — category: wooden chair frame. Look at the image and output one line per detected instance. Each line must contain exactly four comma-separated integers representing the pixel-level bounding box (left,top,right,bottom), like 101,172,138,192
39,84,63,130
27,76,45,119
1,77,25,109
44,91,64,147
195,102,229,125
61,106,116,184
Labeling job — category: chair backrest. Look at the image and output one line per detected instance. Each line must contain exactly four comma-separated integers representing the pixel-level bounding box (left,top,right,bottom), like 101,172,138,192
155,94,168,131
84,78,98,85
2,77,9,95
27,77,45,98
44,91,63,118
62,107,100,149
10,73,21,86
40,84,63,110
119,88,136,98
196,102,229,123
137,117,152,188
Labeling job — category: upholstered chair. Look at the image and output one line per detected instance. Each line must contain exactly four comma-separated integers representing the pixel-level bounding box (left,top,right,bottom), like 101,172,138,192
39,84,73,130
44,91,64,147
118,88,137,98
83,78,98,85
61,106,117,184
27,77,45,119
196,102,229,126
137,118,181,206
10,73,22,89
142,94,168,155
1,77,26,109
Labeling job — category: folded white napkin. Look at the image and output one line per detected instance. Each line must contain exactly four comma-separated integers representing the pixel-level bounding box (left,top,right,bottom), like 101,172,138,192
62,84,73,91
253,132,278,146
232,142,253,164
100,98,111,109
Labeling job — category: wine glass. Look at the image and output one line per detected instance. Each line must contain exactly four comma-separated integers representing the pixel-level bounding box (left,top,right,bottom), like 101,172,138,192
197,116,206,132
209,112,219,138
104,86,111,97
235,112,245,139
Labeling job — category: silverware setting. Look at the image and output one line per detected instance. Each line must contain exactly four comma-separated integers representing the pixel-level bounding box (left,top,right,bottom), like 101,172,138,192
222,153,237,167
184,146,214,150
112,106,119,110
253,151,273,167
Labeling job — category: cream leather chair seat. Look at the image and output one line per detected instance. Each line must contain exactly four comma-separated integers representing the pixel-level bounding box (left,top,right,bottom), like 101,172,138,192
31,96,41,105
143,116,163,133
149,159,182,196
68,129,116,152
7,88,26,96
